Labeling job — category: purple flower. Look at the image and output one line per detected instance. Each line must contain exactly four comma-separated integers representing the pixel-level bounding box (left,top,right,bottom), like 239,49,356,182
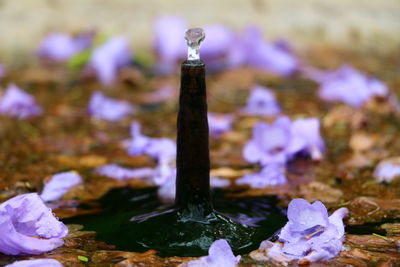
88,91,135,121
40,171,82,202
241,85,281,116
38,33,91,62
243,116,324,165
290,118,325,160
95,164,154,180
243,117,292,164
139,85,175,104
0,84,42,119
266,198,348,263
373,157,400,183
201,25,235,71
227,26,298,76
201,25,234,61
153,16,187,74
127,121,176,162
0,193,68,255
208,113,234,137
210,176,230,188
309,65,388,107
89,36,131,85
5,259,63,267
186,239,241,267
236,164,286,188
155,162,177,203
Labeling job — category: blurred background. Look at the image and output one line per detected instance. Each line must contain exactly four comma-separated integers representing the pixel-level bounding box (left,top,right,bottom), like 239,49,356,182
0,0,399,63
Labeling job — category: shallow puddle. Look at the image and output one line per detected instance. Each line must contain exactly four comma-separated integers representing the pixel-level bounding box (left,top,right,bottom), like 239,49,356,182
64,187,287,256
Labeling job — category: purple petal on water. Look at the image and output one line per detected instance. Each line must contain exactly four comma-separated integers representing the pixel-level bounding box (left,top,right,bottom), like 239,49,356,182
316,65,388,107
88,91,134,121
236,164,287,188
5,259,63,267
241,85,281,116
40,171,82,202
0,193,68,255
187,239,241,267
208,112,234,137
127,121,152,156
266,199,348,263
95,164,154,180
287,199,329,232
37,33,86,62
89,36,131,85
145,138,176,162
126,121,176,162
373,157,400,183
0,84,42,119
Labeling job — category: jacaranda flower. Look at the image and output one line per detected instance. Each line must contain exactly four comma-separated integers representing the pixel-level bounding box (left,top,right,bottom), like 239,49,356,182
155,161,177,203
0,84,42,119
127,121,176,162
89,36,131,85
236,164,287,188
0,193,68,255
40,171,82,202
241,85,281,116
266,198,348,263
5,259,63,267
95,164,154,180
208,113,234,137
88,91,135,121
373,157,400,183
308,65,388,107
201,25,235,71
153,16,187,74
186,239,241,267
38,32,91,62
227,26,298,76
243,116,324,165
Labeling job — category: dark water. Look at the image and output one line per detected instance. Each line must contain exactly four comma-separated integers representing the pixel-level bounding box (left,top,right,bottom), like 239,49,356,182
64,187,287,256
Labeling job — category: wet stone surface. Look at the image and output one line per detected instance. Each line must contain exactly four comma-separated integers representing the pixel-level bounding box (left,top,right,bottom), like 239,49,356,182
0,46,400,266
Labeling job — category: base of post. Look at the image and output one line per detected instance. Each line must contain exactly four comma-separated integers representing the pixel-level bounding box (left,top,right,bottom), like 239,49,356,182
111,208,259,257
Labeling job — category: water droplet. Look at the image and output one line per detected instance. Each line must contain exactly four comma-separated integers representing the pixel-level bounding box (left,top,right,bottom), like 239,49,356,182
185,28,205,60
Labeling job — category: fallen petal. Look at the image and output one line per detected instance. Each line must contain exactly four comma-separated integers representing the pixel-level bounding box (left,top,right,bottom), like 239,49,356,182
5,259,63,267
40,171,82,202
0,193,68,255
